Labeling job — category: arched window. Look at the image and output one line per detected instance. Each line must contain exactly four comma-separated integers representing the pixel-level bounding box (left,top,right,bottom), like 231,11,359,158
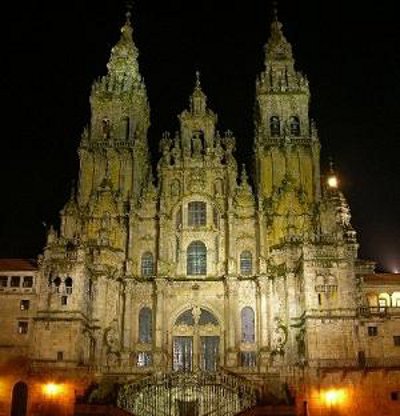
141,252,154,277
270,116,280,136
138,307,152,343
240,251,253,275
188,202,206,227
53,276,61,293
65,277,73,294
241,307,255,343
289,116,300,136
187,241,207,275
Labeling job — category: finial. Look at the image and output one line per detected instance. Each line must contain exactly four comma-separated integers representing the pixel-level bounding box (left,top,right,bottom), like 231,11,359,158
195,70,201,89
272,0,279,21
241,164,249,184
125,0,133,23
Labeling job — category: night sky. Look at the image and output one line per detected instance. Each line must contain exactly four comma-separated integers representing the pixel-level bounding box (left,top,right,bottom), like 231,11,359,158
1,0,399,272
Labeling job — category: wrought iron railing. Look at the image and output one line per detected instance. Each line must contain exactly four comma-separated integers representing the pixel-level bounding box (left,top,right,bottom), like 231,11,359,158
117,370,258,416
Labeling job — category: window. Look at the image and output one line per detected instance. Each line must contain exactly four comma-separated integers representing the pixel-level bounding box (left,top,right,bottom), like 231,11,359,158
270,116,280,136
141,252,154,277
240,251,253,275
53,276,61,293
61,296,68,306
240,351,257,367
20,300,30,311
57,351,64,361
65,277,73,294
391,391,399,401
241,307,255,343
289,116,300,136
187,241,207,275
379,298,387,312
18,321,28,334
368,326,378,336
139,307,153,343
137,352,152,367
124,116,130,141
0,276,7,287
11,276,20,288
188,201,206,227
394,336,400,346
22,276,33,288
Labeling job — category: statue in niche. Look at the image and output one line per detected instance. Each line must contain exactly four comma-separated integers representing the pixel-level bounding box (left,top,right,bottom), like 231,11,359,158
104,321,120,353
192,131,203,156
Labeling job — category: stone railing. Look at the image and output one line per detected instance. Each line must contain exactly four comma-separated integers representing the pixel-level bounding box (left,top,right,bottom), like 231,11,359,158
359,306,400,317
117,370,258,416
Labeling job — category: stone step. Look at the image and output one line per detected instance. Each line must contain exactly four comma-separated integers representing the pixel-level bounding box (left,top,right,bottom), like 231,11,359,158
236,404,297,416
74,404,132,416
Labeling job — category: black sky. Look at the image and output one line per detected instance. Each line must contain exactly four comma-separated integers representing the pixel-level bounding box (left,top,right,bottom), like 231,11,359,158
1,0,399,272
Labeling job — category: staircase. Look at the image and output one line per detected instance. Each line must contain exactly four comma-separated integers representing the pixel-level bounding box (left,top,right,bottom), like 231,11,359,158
117,370,258,416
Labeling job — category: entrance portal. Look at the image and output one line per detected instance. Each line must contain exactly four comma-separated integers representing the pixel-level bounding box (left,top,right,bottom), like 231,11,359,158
172,307,220,372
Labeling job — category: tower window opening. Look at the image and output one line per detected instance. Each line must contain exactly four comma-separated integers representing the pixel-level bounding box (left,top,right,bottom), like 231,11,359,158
18,321,28,334
10,276,21,288
270,116,280,136
289,116,300,136
65,276,73,294
20,300,30,311
22,276,33,288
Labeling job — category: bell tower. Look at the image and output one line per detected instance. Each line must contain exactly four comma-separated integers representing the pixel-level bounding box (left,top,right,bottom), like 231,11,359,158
254,11,321,247
78,11,150,204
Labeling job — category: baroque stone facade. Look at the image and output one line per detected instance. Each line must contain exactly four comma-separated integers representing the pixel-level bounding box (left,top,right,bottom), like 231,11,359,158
1,10,400,416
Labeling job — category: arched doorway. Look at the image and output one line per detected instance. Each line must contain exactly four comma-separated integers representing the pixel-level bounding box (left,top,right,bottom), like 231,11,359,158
172,307,220,372
11,381,28,416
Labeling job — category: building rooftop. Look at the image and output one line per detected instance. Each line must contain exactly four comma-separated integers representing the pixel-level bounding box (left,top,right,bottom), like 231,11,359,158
363,273,400,285
0,258,38,272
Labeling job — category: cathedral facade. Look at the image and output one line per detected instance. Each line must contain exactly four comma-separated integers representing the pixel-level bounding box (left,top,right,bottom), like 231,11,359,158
1,10,399,416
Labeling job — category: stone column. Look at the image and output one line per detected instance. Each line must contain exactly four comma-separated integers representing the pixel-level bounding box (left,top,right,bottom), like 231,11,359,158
257,277,270,372
154,278,167,369
224,277,239,367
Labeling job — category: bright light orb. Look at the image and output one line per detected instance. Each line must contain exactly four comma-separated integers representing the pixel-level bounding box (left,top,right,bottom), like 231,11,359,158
327,175,338,188
324,388,346,405
43,383,62,397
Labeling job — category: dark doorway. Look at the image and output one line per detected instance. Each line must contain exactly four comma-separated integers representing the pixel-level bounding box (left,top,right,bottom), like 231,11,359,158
177,399,199,416
11,381,28,416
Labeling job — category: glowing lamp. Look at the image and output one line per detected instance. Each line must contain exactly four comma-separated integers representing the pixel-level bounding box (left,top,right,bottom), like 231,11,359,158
327,175,338,188
323,388,346,406
43,383,62,397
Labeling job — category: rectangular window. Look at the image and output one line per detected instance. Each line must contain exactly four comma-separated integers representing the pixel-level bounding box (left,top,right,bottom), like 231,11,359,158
61,296,68,306
57,351,64,361
137,352,152,367
18,321,28,334
391,391,399,401
10,276,21,287
368,326,378,336
22,276,33,288
188,201,206,227
240,351,257,367
0,276,8,287
20,300,30,311
394,336,400,346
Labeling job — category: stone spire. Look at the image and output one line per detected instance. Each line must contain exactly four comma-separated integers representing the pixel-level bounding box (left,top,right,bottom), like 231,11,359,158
105,11,142,88
265,9,293,64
